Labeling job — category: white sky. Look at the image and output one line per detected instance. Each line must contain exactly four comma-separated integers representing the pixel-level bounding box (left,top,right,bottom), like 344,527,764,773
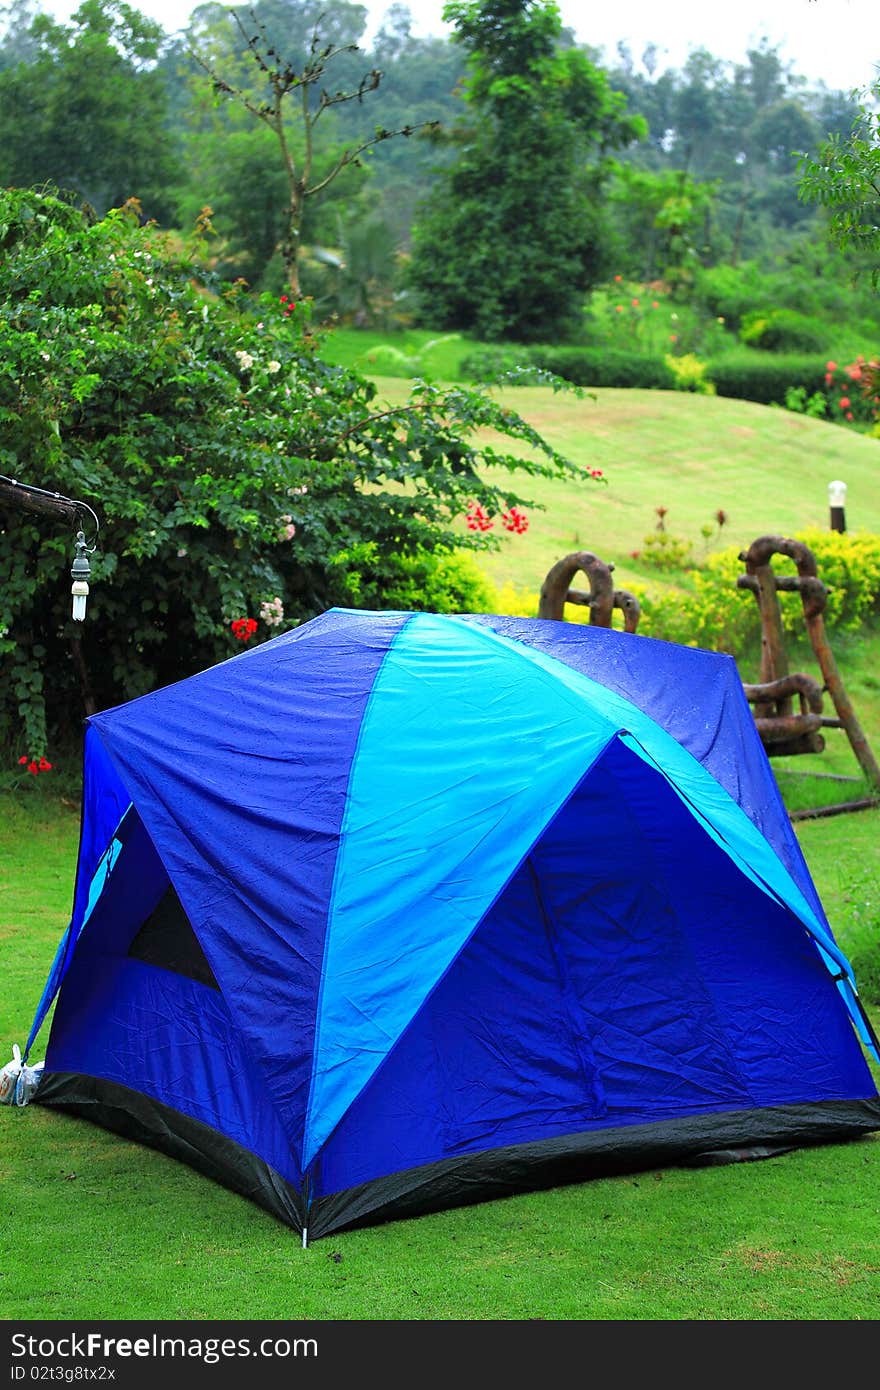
41,0,880,94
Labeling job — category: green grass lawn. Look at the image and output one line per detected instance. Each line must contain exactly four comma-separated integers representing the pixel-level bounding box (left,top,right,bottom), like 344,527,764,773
1,795,878,1321
2,381,879,1321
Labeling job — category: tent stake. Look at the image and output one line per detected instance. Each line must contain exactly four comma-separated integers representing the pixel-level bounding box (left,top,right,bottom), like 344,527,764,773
302,1226,308,1249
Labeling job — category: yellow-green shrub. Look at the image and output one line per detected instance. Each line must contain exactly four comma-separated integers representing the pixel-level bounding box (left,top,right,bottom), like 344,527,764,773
485,531,880,659
664,352,716,395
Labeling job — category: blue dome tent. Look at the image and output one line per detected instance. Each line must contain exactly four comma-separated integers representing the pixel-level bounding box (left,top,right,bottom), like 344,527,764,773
25,610,880,1240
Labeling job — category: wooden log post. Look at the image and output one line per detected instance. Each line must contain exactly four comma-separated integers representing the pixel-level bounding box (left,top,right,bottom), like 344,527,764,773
538,551,640,632
738,534,880,789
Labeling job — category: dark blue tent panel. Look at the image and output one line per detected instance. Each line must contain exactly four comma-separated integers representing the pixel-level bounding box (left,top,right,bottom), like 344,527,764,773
28,610,880,1239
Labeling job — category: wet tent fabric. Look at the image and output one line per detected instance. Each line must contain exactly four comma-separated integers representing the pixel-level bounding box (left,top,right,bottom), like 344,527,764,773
29,609,880,1238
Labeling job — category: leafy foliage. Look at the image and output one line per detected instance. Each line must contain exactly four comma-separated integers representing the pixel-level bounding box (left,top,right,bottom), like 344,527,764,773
798,80,880,285
406,0,645,342
0,187,587,760
0,0,180,220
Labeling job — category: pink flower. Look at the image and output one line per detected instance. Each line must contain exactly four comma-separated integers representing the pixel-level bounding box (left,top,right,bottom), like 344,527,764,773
839,397,851,410
615,305,624,313
846,411,854,421
631,298,640,307
651,301,659,309
826,360,837,372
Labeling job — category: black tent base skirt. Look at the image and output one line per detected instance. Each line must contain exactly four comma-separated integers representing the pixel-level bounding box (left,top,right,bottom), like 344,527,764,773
36,1072,880,1242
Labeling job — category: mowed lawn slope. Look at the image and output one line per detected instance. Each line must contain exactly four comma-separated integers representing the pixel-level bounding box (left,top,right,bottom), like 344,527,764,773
365,378,880,594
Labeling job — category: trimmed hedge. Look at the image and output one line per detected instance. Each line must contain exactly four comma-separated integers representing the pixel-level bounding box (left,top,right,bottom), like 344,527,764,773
525,347,676,389
704,352,828,405
460,341,837,411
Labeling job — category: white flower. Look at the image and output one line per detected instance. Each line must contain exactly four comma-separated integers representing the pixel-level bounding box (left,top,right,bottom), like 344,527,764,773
235,350,255,370
260,597,285,627
267,360,281,374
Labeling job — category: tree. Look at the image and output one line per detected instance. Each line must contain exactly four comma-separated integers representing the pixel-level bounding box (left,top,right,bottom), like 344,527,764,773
190,5,437,296
607,166,717,284
0,0,180,220
406,0,645,342
0,187,591,760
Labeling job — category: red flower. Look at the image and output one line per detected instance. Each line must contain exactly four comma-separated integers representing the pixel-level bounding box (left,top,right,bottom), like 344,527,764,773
846,411,854,421
631,298,640,308
231,617,258,643
839,397,851,410
27,761,38,776
18,755,27,765
38,757,52,772
614,274,623,282
615,305,624,313
279,295,288,303
465,502,493,532
501,506,529,534
826,360,837,372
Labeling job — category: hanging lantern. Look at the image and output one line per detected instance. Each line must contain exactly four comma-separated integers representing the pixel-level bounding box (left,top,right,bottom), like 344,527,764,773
70,530,92,622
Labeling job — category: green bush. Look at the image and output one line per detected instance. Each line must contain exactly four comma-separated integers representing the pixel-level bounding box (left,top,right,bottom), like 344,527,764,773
350,549,498,614
526,347,676,390
638,530,694,571
637,550,757,656
705,352,828,404
458,345,535,382
0,190,582,762
739,308,829,354
694,262,774,332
